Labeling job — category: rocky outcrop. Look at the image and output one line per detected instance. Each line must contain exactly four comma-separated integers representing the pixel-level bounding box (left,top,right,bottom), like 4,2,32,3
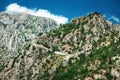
0,12,58,68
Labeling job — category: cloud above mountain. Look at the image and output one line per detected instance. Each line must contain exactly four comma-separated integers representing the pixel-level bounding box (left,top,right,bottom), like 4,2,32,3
108,16,120,23
5,3,68,24
104,14,120,23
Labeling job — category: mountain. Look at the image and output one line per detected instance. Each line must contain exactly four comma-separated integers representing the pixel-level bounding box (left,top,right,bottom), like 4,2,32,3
0,12,120,80
0,12,58,67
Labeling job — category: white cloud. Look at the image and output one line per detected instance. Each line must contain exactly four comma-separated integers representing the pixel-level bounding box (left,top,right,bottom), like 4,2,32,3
103,14,120,23
108,16,120,23
103,14,106,18
5,3,68,24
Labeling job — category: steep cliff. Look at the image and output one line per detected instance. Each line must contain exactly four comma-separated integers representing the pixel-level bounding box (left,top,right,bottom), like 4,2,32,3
0,12,58,64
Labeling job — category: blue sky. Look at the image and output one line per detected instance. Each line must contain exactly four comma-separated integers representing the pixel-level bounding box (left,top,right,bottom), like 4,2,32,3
0,0,120,24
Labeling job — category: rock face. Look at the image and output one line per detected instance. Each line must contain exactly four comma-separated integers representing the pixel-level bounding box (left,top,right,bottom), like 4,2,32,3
0,12,58,66
0,12,120,80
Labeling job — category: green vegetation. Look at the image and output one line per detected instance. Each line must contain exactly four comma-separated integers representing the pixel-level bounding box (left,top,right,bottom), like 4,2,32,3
0,63,5,72
50,23,83,38
52,46,59,51
52,36,119,80
87,29,93,35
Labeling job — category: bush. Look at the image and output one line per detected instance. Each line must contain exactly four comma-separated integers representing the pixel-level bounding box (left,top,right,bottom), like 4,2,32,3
52,46,59,51
0,64,5,72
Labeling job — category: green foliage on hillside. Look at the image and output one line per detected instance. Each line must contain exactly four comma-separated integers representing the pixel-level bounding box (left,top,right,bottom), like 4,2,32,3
53,39,120,80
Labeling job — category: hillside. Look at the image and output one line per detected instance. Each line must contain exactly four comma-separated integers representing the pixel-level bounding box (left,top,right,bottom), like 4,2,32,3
0,12,58,68
0,12,120,80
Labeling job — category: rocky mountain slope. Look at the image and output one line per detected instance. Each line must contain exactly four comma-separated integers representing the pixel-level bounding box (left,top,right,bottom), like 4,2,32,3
0,12,120,80
0,12,58,67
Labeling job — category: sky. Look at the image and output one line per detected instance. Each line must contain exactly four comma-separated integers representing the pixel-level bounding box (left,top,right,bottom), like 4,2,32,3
0,0,120,24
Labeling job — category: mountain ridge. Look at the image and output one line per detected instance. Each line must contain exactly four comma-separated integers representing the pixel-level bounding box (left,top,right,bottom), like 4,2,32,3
0,12,58,73
0,12,120,80
0,12,58,52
